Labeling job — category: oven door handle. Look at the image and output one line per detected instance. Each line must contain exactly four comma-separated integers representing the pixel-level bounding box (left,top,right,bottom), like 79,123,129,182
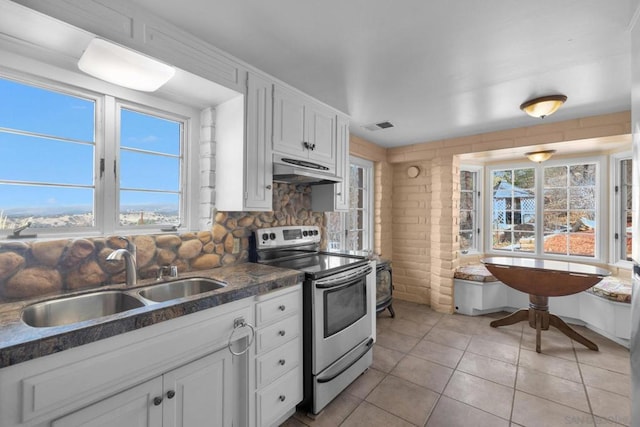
316,338,374,383
314,265,372,289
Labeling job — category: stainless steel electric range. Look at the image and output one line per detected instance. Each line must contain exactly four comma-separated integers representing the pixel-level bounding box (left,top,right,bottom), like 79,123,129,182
250,225,375,415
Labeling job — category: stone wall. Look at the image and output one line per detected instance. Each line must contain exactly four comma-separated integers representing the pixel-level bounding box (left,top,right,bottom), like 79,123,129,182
0,183,322,302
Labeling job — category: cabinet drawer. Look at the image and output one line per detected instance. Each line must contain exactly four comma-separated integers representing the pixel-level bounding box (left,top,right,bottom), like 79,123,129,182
256,315,300,354
255,288,301,327
256,337,300,388
257,368,302,427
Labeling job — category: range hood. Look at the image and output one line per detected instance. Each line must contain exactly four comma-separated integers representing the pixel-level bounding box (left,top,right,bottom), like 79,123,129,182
272,155,342,185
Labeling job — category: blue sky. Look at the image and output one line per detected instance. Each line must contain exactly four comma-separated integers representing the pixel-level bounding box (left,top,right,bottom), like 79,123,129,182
0,77,180,213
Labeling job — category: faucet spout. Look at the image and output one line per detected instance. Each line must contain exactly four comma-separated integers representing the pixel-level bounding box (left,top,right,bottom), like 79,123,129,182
106,238,137,286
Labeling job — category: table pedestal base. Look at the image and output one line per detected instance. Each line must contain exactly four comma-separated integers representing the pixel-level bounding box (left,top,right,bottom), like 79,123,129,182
489,295,598,353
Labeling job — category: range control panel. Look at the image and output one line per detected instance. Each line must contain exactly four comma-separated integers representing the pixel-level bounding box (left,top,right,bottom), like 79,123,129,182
255,226,320,248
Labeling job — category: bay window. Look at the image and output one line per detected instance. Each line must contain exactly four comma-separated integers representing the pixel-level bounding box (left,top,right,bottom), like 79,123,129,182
488,158,602,260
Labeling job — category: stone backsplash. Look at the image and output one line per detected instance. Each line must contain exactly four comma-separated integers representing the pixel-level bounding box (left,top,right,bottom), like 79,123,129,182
0,183,323,302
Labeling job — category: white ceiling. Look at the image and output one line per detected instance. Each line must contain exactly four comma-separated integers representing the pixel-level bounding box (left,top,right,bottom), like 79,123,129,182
129,0,635,148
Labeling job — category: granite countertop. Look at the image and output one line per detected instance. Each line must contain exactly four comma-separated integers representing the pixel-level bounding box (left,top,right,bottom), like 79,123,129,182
0,263,303,368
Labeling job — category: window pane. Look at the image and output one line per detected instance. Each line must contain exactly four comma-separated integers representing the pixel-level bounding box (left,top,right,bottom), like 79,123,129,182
120,150,179,191
0,78,96,231
491,168,535,251
544,166,567,187
0,77,94,141
119,190,179,226
324,212,344,250
0,133,93,185
570,164,596,186
460,191,474,210
544,212,568,232
0,184,93,229
120,109,180,154
543,162,597,257
460,170,474,191
621,159,633,261
544,188,567,210
119,107,182,226
569,187,595,210
544,234,568,255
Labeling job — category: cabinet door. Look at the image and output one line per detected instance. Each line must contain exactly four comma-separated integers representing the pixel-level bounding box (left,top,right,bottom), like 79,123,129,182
163,350,233,427
305,103,336,168
273,85,306,158
51,377,163,427
334,116,350,211
245,72,273,210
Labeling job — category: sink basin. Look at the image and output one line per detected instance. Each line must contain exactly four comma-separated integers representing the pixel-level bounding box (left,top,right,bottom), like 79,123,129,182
22,291,145,328
138,278,226,303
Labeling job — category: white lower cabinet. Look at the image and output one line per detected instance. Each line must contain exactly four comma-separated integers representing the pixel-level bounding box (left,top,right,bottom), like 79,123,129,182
52,377,163,427
252,286,303,427
53,350,233,427
0,286,303,427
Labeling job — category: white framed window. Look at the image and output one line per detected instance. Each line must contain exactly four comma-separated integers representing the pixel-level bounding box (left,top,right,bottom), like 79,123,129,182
0,72,195,237
326,156,374,252
487,156,604,262
459,166,482,253
611,153,633,264
489,166,536,253
115,104,185,230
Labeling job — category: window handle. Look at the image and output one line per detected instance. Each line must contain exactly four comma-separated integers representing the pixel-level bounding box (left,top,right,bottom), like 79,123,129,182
100,158,105,178
113,160,117,180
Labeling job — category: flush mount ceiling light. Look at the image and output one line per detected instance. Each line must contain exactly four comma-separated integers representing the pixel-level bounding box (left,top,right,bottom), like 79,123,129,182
525,149,556,163
519,95,567,119
78,38,175,92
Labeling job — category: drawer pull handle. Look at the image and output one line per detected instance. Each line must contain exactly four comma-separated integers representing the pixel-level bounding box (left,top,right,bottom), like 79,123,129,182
279,330,286,337
153,396,163,406
227,317,256,356
279,359,286,366
167,390,175,399
279,395,286,402
278,305,286,311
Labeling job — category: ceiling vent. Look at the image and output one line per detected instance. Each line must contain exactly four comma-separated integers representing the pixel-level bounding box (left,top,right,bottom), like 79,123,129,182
363,121,394,131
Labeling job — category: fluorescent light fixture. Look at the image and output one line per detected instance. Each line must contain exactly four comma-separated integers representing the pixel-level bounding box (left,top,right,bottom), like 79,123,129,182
525,149,556,163
78,38,175,92
520,95,567,118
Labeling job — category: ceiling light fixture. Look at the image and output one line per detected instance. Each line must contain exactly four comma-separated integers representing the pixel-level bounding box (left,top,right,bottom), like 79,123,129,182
519,95,567,119
78,38,175,92
525,149,556,163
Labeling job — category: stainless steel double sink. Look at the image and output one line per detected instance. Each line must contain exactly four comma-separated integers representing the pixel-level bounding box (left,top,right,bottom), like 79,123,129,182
21,278,226,328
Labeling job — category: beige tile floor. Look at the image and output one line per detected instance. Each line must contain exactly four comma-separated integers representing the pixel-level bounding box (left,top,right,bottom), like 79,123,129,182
282,300,631,427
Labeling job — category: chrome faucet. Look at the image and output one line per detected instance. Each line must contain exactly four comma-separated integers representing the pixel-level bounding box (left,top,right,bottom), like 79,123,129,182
106,237,137,286
157,265,178,281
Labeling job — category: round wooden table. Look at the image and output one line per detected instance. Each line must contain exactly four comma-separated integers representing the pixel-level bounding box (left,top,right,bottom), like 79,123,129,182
481,257,610,353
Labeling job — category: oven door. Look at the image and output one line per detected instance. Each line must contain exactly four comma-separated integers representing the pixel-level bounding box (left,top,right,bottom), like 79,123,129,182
312,262,374,373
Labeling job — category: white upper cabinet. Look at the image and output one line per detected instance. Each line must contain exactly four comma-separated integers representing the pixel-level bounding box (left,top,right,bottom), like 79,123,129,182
216,72,274,211
311,114,350,212
273,85,337,172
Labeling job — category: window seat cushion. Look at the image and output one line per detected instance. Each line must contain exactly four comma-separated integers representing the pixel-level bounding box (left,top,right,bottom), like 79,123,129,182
453,264,498,282
587,276,632,303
